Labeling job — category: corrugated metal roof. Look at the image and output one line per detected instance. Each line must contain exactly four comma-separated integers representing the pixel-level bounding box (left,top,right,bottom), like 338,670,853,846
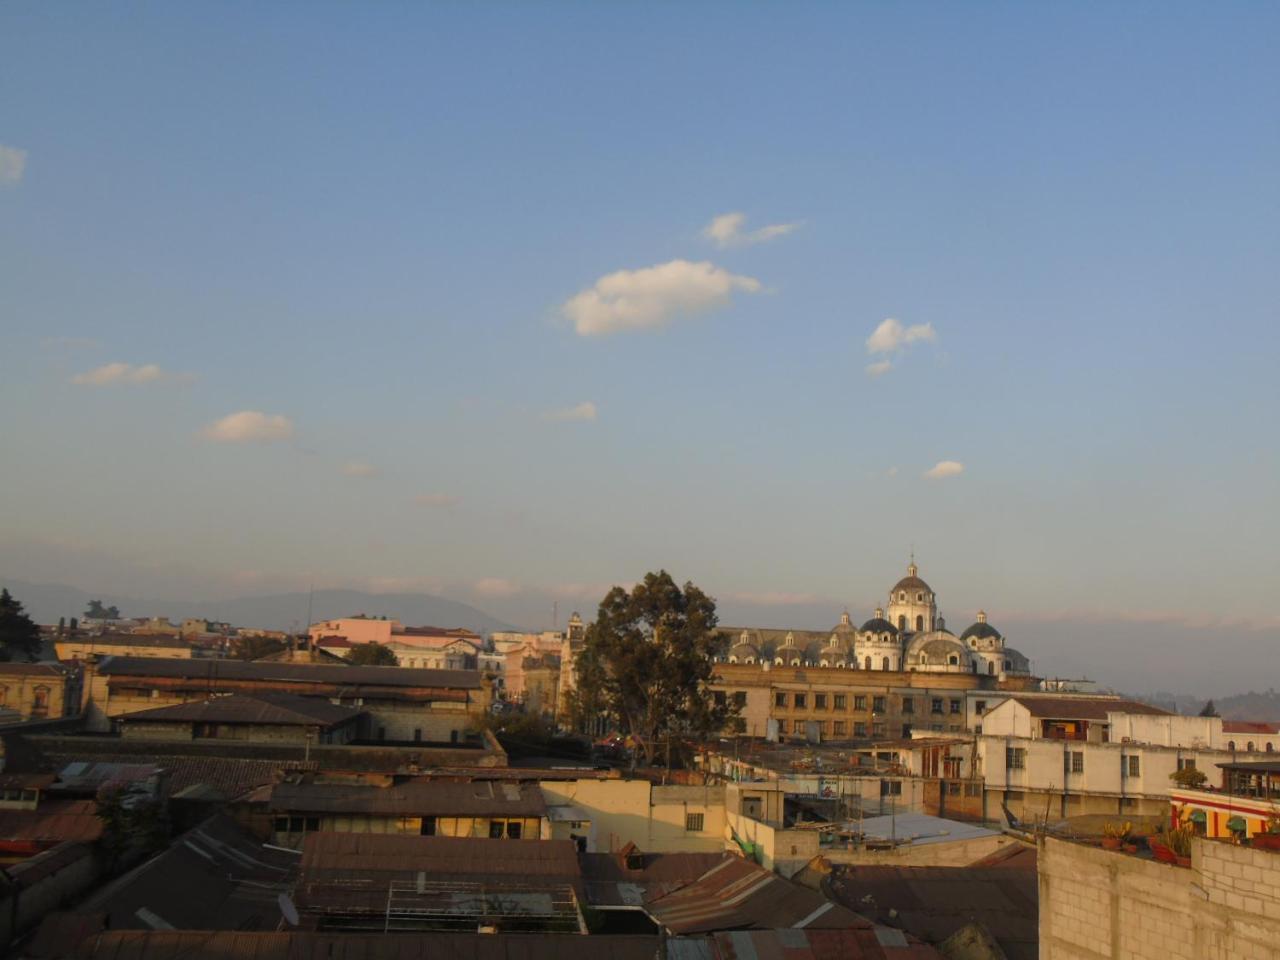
97,657,480,689
301,834,580,878
0,799,105,844
581,851,731,908
117,693,363,728
269,780,547,817
644,857,869,935
707,928,943,959
73,931,660,960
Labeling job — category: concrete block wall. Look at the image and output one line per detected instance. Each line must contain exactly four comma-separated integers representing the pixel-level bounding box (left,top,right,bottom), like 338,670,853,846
1040,835,1280,960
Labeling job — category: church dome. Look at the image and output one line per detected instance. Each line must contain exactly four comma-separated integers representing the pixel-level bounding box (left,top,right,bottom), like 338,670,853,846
890,561,933,597
730,640,760,659
906,630,970,667
860,609,898,635
960,610,1001,641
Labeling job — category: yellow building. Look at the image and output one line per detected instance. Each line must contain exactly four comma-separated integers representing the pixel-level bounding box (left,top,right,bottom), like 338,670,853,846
56,634,195,662
0,663,78,721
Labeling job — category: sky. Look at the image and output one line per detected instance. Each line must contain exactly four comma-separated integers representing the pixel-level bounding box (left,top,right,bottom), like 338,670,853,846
1,4,1278,691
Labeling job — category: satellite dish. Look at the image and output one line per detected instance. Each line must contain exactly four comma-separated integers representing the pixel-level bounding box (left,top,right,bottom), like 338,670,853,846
278,893,300,927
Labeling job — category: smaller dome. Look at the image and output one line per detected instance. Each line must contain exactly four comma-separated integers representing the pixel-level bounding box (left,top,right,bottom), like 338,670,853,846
861,617,898,635
730,641,759,658
960,609,1001,641
891,562,933,596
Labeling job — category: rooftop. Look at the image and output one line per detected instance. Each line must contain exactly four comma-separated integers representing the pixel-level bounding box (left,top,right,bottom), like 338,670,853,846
1007,695,1171,720
302,834,581,880
116,692,364,728
854,813,1001,848
269,779,547,817
96,656,481,689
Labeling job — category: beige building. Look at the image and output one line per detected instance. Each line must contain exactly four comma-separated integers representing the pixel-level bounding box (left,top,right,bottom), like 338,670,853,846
0,663,78,722
116,692,364,745
81,656,488,743
1039,833,1280,960
539,777,726,854
56,634,195,662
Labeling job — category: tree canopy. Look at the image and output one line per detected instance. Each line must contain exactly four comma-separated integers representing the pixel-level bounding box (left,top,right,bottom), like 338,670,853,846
229,634,286,661
347,642,399,666
0,588,42,662
1198,699,1220,718
85,599,121,620
568,571,737,763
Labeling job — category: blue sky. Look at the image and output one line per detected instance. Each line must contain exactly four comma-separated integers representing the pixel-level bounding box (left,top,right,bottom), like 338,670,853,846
2,4,1278,687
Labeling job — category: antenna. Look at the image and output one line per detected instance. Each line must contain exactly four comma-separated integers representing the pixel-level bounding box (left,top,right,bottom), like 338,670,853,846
278,892,300,927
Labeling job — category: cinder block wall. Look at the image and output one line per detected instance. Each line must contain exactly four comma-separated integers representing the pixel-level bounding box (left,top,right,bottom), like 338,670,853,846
1039,835,1280,960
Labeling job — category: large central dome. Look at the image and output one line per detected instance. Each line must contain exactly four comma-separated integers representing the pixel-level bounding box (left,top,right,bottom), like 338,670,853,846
891,561,933,596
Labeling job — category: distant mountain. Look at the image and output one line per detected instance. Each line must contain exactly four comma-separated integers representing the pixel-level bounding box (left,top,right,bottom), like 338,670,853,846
1126,689,1280,722
0,578,519,636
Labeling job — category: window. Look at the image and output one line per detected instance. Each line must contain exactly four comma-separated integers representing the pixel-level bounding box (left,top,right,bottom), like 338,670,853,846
733,691,747,708
420,816,437,836
686,813,705,832
714,691,727,706
988,662,996,676
948,781,962,797
794,693,807,709
793,719,807,734
31,686,50,715
947,655,959,666
1003,660,1011,671
814,693,827,710
489,821,505,838
1178,758,1196,771
506,821,522,839
1228,741,1236,751
950,699,962,715
873,696,886,713
898,615,906,631
1247,742,1256,752
931,698,944,715
413,728,422,742
879,780,903,796
882,657,891,671
775,692,787,708
1066,751,1084,774
833,720,846,736
854,722,867,737
872,721,886,737
1006,748,1026,770
901,697,914,714
1127,756,1141,777
975,700,987,715
916,615,924,632
854,695,867,710
974,724,982,735
916,592,923,602
834,694,846,710
901,724,912,737
865,656,872,670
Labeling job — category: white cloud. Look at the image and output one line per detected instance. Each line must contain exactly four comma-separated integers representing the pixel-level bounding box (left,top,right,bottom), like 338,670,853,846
341,461,379,478
923,460,965,480
0,145,27,185
703,212,802,249
544,401,597,422
203,410,294,442
414,493,460,508
866,318,936,355
865,359,893,378
71,362,184,386
562,259,762,336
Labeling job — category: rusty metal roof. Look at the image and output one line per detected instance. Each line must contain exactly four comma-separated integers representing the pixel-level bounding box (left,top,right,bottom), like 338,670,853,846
72,931,660,960
644,856,869,934
0,799,104,844
269,779,547,817
706,929,943,959
117,693,363,728
301,834,581,879
97,656,481,689
581,851,731,907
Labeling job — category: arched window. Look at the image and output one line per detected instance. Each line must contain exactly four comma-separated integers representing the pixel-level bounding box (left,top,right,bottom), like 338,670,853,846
32,686,50,713
1228,741,1236,751
900,592,906,602
791,659,801,667
745,657,755,665
897,615,907,631
882,656,890,671
1267,743,1274,753
971,662,977,673
865,656,872,670
1003,660,1011,671
1248,742,1256,752
729,656,738,664
947,655,958,666
775,657,784,666
915,615,924,632
988,662,995,676
820,660,829,668
916,592,923,602
920,653,928,664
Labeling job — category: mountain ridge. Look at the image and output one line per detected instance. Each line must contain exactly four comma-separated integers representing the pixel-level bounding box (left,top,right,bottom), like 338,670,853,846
0,577,521,636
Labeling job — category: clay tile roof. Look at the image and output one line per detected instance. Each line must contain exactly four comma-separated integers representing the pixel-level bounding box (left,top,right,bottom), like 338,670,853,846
1007,696,1171,720
269,780,547,818
117,693,363,728
96,656,480,689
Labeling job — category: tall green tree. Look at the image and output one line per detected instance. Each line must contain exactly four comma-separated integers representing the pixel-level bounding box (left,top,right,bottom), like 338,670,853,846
0,588,42,662
229,634,287,661
572,571,737,764
1198,699,1220,718
346,642,399,666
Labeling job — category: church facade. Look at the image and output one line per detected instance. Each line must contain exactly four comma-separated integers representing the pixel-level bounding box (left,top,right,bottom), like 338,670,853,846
719,561,1032,681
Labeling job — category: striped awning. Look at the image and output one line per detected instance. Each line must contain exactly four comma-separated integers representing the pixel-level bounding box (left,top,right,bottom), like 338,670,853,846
1187,809,1207,824
1227,815,1247,831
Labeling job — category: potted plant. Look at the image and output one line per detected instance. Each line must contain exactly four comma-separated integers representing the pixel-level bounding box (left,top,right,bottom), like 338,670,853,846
1101,820,1131,850
1252,814,1280,851
1163,824,1194,866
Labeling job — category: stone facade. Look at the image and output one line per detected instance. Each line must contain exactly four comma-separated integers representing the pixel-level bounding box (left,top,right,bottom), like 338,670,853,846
0,664,77,721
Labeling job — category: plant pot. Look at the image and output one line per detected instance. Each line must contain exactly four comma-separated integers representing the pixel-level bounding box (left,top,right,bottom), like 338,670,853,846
1101,837,1122,850
1251,833,1280,850
1176,855,1192,867
1122,843,1138,854
1149,840,1177,864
